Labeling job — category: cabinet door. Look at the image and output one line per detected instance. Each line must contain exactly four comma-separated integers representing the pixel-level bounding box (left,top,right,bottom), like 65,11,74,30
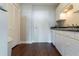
55,31,75,56
63,37,79,56
56,9,60,21
55,30,79,56
74,32,79,41
62,31,75,39
61,32,79,56
55,32,64,55
56,3,69,21
73,3,79,12
60,35,73,56
51,30,56,45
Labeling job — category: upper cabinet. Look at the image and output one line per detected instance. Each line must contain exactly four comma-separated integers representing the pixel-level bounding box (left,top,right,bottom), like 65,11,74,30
73,3,79,13
56,3,79,26
56,3,68,21
56,3,73,21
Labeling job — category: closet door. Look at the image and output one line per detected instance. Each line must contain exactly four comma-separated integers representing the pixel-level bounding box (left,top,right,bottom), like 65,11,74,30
32,5,51,42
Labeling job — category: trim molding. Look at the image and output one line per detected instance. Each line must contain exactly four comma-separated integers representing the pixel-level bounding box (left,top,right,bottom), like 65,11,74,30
19,41,32,44
19,41,51,44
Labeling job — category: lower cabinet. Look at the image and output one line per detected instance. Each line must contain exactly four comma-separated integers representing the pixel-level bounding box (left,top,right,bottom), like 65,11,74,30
52,30,79,56
63,38,79,56
60,35,75,56
55,32,66,55
51,30,56,45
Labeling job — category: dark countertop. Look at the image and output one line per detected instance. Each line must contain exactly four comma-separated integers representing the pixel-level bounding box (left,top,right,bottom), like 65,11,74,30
50,26,79,28
50,26,79,32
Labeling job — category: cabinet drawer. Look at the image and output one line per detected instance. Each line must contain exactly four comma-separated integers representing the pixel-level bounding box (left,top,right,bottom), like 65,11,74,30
62,31,75,39
74,32,79,41
56,30,75,39
55,30,79,56
63,36,79,56
55,33,65,55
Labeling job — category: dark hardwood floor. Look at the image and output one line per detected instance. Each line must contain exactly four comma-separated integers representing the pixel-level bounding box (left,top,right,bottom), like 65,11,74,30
12,43,61,56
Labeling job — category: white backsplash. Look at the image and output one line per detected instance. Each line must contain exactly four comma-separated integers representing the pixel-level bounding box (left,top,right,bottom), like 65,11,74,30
63,12,79,26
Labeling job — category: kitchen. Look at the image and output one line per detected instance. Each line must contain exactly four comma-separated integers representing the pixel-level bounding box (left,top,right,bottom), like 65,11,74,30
0,3,79,56
51,3,79,55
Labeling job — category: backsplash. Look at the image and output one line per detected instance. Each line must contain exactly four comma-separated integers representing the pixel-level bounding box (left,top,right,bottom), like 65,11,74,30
64,11,79,26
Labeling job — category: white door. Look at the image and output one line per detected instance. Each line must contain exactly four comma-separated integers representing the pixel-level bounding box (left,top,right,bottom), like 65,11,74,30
0,8,8,55
32,6,51,43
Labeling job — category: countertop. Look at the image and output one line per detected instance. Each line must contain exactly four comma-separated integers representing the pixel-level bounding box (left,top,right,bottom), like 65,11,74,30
50,26,79,32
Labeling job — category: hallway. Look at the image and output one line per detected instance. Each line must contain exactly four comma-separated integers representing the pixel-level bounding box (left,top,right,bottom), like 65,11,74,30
12,43,61,56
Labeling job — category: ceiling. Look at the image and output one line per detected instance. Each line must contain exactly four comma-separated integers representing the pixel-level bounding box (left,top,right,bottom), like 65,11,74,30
20,3,59,8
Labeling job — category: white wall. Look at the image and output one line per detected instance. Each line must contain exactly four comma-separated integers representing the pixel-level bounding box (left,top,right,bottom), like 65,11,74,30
21,5,32,43
21,4,56,43
0,4,21,56
8,4,21,48
0,4,8,56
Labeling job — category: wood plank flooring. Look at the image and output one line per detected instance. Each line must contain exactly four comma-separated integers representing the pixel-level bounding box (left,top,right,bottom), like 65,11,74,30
12,43,61,56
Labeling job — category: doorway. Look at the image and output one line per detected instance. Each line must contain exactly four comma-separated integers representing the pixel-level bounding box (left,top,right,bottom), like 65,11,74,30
21,4,56,43
32,5,51,43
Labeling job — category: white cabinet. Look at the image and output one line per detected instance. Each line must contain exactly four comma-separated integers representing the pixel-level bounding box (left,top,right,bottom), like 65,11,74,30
51,30,56,45
56,7,61,21
73,3,79,12
56,3,69,21
55,32,64,55
63,36,79,56
61,34,75,56
52,30,79,56
56,4,62,21
55,30,67,55
74,32,79,41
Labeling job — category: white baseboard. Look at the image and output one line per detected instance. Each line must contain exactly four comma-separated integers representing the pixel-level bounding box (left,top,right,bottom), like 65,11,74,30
19,41,51,44
19,41,32,44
